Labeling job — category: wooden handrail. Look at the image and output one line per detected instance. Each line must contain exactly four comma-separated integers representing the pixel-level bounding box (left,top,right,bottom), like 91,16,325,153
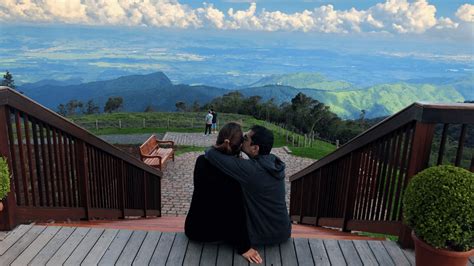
289,101,474,249
0,87,163,230
290,102,474,181
0,87,161,177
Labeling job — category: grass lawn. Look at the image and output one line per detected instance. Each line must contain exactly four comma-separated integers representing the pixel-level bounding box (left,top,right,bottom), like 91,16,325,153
89,127,202,135
175,145,206,156
72,112,337,160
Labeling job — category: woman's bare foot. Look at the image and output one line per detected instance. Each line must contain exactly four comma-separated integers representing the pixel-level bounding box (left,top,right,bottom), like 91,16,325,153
242,248,263,264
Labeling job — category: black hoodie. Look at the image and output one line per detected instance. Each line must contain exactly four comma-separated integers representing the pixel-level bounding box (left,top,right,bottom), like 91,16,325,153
205,147,291,245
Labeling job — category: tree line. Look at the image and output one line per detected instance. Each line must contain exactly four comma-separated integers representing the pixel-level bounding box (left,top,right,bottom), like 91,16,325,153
56,97,124,116
191,91,369,143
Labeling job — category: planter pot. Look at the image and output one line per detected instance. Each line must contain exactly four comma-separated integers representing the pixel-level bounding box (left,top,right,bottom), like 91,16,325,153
412,231,474,266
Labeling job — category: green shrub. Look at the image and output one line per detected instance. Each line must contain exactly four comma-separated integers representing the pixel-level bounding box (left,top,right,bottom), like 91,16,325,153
0,156,10,200
403,165,474,251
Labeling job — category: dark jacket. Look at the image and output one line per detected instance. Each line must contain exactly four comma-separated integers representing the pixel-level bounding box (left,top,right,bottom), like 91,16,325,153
211,111,217,123
205,148,291,245
185,155,249,249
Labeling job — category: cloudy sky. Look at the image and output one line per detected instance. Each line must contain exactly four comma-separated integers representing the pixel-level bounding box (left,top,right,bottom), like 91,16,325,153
0,0,472,85
0,0,472,37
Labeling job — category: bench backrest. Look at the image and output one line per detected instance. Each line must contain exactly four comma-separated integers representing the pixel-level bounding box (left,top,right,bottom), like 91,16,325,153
140,135,158,156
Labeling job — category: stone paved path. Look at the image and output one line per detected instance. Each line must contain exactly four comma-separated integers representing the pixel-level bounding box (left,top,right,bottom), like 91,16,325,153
161,148,316,216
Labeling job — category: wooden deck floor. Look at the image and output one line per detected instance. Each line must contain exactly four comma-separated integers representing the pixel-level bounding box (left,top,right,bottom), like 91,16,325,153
0,224,428,266
36,216,385,241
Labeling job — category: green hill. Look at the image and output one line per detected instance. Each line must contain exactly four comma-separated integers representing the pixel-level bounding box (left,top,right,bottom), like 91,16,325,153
241,83,464,119
249,72,353,90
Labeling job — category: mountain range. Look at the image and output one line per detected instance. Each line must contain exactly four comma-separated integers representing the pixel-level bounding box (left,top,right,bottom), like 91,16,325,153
19,72,472,119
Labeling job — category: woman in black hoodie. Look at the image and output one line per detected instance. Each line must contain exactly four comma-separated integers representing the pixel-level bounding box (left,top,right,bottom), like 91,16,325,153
185,122,263,264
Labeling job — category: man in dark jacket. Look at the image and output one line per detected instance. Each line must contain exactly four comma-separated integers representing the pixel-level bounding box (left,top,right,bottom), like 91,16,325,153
205,125,291,246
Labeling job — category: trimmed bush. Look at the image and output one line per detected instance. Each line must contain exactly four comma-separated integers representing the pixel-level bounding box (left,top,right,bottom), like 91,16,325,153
403,165,474,251
0,156,10,200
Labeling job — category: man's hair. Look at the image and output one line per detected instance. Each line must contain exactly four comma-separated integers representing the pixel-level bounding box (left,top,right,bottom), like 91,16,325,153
216,122,242,145
211,108,214,112
250,125,274,155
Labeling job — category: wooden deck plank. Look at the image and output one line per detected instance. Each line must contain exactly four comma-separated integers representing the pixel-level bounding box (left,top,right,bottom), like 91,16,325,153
216,244,233,266
382,241,410,266
98,229,133,265
468,256,474,266
0,225,45,266
401,248,416,266
324,239,347,266
367,241,394,266
200,243,218,266
250,245,264,266
233,248,249,266
280,238,298,266
29,226,75,265
0,224,34,255
0,224,417,266
264,244,281,266
116,230,147,266
11,226,60,266
166,233,189,265
133,231,162,266
183,240,203,266
338,240,363,266
294,238,313,266
65,228,105,265
82,229,119,266
352,240,378,266
46,227,90,266
308,238,330,266
150,232,175,265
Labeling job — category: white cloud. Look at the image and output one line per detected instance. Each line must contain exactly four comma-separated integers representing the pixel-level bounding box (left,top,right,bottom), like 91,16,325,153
456,4,474,22
0,0,469,36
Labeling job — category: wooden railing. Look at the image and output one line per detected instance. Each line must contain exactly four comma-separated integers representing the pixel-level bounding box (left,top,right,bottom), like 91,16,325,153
0,87,162,230
289,102,474,248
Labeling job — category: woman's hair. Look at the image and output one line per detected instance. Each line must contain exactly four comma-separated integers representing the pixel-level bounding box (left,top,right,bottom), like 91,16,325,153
216,122,242,145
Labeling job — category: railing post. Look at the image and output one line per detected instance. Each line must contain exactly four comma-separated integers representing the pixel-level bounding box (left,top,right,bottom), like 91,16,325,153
143,172,147,218
76,140,91,220
0,106,17,230
342,151,362,232
398,121,435,249
119,161,126,219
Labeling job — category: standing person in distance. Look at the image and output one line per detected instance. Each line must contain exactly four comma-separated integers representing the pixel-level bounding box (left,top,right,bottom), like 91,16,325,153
204,110,213,136
211,108,218,134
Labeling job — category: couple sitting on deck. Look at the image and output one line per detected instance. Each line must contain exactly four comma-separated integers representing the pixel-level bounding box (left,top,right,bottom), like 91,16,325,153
185,123,291,264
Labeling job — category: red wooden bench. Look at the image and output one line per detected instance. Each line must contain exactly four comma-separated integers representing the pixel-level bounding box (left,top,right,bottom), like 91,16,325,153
139,135,175,170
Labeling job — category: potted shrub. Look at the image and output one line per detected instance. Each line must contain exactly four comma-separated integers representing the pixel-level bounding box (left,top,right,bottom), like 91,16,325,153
0,156,10,212
403,165,474,266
